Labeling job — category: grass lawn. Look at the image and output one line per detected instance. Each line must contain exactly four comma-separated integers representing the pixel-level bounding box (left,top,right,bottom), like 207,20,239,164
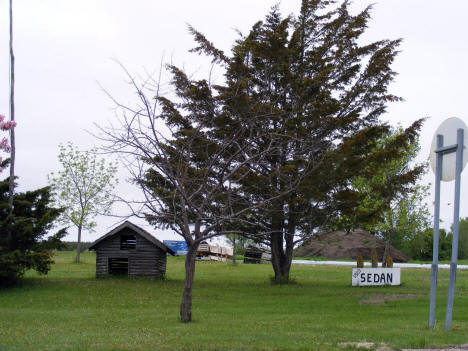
1,252,468,351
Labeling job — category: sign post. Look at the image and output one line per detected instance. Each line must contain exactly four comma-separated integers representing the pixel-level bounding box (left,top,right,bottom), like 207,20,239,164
445,128,464,331
429,117,467,331
429,134,443,329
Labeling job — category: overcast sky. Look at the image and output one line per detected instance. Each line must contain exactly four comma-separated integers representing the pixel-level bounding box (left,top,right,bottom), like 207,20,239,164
1,0,468,242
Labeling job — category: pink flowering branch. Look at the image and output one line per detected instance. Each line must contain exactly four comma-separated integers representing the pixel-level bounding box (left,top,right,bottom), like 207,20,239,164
0,114,16,173
0,114,16,131
0,137,11,152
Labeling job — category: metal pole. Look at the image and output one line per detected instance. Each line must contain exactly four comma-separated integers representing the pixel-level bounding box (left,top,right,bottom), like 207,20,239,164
429,134,443,328
445,128,464,331
8,0,16,245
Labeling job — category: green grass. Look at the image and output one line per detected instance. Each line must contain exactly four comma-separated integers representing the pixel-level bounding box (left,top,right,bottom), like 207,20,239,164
1,252,468,351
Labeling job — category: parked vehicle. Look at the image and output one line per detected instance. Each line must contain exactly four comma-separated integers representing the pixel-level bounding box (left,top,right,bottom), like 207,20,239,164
243,246,271,264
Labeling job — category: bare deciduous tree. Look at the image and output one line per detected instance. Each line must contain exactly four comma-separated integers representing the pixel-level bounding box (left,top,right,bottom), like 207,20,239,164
95,63,303,322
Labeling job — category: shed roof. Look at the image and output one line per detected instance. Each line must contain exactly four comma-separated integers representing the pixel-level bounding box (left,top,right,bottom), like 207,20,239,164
89,221,175,255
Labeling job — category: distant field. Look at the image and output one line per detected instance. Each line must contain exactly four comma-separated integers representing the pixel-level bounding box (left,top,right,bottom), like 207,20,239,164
1,251,468,351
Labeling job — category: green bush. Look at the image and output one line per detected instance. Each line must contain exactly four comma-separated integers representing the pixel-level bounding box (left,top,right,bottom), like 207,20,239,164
401,227,451,261
371,248,378,267
356,255,364,268
386,255,393,268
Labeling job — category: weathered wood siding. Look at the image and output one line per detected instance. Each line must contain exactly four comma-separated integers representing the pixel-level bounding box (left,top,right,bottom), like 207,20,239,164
94,227,167,278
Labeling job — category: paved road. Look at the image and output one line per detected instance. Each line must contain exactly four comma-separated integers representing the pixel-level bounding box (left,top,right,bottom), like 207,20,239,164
291,260,468,269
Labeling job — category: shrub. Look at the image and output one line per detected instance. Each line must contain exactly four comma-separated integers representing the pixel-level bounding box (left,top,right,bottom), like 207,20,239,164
386,255,393,268
356,255,364,268
371,248,378,268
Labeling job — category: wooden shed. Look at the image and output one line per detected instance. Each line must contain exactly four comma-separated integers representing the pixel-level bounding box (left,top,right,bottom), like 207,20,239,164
89,221,174,278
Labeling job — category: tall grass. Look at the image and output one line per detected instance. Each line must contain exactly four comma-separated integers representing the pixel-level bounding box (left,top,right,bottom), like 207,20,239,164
0,251,467,350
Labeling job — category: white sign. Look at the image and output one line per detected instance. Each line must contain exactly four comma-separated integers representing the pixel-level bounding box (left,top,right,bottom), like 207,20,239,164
429,117,468,181
352,268,400,286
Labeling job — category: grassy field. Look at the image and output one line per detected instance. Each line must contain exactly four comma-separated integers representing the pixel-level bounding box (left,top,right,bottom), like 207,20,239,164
1,252,468,351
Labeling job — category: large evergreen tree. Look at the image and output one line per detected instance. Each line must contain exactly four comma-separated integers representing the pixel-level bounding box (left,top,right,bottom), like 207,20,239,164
0,173,65,285
190,1,423,282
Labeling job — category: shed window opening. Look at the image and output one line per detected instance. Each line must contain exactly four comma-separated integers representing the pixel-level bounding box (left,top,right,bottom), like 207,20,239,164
120,235,137,250
108,258,128,275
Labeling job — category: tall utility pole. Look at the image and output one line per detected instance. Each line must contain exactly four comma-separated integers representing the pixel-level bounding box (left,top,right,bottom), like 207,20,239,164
8,0,16,215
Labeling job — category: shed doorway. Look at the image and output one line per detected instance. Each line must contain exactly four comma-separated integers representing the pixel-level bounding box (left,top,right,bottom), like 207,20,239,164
108,258,128,275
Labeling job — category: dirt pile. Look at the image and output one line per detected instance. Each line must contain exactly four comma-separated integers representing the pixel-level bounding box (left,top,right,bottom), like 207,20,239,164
294,230,409,262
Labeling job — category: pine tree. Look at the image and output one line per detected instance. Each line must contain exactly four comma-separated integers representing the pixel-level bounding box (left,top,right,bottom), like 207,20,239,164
189,0,423,282
0,173,66,285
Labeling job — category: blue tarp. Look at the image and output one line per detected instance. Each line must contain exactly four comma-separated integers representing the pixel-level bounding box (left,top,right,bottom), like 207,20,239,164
163,240,188,256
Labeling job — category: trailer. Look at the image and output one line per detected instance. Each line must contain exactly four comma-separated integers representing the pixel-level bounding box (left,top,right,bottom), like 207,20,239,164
196,241,234,261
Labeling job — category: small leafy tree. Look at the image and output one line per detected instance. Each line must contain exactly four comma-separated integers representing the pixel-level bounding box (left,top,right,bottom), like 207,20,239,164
48,143,118,263
332,127,429,265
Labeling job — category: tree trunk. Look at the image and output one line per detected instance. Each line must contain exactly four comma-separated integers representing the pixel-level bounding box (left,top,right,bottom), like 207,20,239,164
270,207,295,284
180,242,199,323
381,231,393,267
270,232,292,283
232,235,236,265
75,225,82,263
